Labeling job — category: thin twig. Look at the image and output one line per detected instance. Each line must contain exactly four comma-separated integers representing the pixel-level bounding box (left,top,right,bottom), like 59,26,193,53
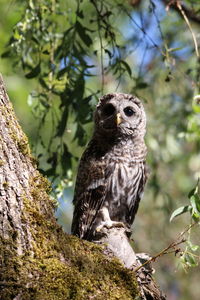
133,222,198,273
164,0,200,25
134,238,185,273
176,1,199,58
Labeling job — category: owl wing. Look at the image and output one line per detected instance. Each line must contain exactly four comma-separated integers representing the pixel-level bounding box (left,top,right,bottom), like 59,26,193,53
71,149,109,239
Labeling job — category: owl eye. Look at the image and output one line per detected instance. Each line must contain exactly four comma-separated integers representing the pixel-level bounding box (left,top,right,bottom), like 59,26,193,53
103,104,115,116
124,106,135,117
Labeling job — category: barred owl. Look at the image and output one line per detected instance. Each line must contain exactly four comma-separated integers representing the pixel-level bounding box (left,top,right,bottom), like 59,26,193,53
71,93,148,241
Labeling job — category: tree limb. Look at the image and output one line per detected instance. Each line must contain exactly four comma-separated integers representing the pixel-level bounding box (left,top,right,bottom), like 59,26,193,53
163,0,200,25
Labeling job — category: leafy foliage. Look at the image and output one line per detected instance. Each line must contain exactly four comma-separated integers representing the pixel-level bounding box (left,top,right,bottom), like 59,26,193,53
170,180,200,269
170,180,200,222
4,0,139,182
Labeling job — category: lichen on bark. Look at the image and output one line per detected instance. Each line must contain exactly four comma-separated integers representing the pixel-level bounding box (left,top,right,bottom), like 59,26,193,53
0,74,139,300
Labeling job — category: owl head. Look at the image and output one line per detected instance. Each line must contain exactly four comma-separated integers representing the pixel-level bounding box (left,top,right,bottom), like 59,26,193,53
94,93,146,138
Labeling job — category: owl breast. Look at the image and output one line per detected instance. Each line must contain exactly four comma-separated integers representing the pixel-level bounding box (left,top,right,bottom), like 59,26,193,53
102,158,145,227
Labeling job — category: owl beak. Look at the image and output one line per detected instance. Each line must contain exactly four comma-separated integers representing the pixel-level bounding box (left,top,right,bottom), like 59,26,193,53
116,113,122,125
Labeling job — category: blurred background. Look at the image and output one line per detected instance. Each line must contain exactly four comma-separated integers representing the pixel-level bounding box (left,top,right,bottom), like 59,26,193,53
0,0,200,299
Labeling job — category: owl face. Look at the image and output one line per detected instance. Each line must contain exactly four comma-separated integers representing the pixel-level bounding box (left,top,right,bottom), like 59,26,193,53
94,93,146,138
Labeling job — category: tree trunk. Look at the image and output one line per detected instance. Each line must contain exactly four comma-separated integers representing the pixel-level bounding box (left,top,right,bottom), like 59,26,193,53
0,75,139,300
0,74,165,300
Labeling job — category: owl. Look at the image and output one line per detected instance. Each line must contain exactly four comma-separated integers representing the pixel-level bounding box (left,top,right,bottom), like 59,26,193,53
71,93,148,241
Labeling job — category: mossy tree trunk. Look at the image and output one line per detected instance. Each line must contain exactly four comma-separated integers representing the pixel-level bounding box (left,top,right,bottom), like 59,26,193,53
0,75,139,300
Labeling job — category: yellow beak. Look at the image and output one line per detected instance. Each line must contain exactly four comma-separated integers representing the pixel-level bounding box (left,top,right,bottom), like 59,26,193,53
116,113,122,125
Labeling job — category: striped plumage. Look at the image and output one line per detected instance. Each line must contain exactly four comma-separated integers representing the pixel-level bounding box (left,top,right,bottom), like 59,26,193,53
71,93,148,240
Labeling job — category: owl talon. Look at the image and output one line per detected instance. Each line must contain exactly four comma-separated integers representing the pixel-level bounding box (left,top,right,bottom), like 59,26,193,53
96,225,103,232
107,221,125,229
96,221,126,233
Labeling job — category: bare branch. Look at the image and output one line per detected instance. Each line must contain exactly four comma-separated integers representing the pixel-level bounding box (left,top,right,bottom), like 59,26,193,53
133,222,198,273
176,1,199,57
164,0,200,25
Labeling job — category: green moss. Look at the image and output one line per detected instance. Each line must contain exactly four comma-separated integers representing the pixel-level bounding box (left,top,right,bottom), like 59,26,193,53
1,184,139,298
0,100,31,157
31,174,52,194
17,136,30,155
19,239,138,300
0,102,139,299
1,231,139,299
1,215,138,300
17,183,139,300
10,131,31,156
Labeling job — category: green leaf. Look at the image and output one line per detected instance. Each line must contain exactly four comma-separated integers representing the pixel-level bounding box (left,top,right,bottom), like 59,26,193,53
77,10,84,19
56,106,68,137
187,241,199,252
184,253,198,267
76,21,92,47
40,99,50,109
104,49,113,58
186,240,199,252
44,167,57,177
190,245,199,252
190,195,200,217
120,60,132,77
1,50,11,58
74,123,87,147
188,188,196,198
170,205,190,222
61,143,72,175
168,47,183,53
39,78,50,90
192,214,200,222
136,82,149,89
25,63,41,79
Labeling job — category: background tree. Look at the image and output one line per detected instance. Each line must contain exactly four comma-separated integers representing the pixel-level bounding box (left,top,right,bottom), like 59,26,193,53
1,0,200,299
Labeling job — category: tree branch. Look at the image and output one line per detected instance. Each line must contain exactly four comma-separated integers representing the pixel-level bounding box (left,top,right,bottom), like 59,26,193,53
163,0,200,25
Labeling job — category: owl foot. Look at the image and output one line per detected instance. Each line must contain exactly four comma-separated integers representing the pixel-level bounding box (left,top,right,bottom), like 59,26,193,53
96,220,126,233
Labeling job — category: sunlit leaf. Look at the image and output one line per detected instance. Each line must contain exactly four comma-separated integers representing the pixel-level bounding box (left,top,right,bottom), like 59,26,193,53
184,253,198,267
120,60,132,77
190,195,200,217
187,241,199,252
170,205,190,222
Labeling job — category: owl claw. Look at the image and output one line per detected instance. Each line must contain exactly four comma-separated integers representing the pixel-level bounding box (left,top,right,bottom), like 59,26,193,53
96,221,126,233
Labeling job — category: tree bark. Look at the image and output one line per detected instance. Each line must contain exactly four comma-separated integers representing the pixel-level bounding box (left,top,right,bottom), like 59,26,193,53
0,74,139,300
0,74,165,300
